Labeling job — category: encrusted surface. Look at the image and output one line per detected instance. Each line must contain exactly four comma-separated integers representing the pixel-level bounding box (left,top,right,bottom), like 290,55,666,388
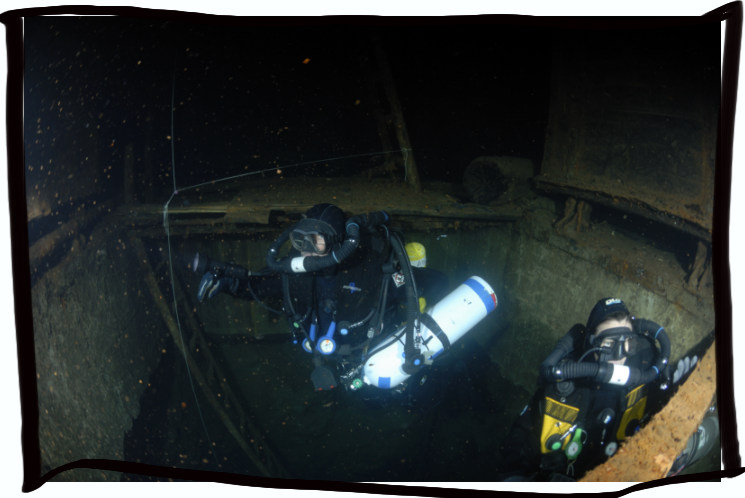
581,342,717,482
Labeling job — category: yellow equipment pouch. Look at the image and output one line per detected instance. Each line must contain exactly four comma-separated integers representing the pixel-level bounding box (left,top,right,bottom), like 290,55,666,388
616,384,647,441
540,396,581,454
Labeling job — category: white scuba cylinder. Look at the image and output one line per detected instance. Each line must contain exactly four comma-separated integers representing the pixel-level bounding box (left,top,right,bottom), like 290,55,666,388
361,276,498,389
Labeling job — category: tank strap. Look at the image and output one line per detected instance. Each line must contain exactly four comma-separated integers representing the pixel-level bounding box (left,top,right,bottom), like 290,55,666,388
420,313,451,351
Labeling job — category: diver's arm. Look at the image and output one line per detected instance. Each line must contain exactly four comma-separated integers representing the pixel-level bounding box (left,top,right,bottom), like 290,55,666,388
192,252,276,302
540,324,584,381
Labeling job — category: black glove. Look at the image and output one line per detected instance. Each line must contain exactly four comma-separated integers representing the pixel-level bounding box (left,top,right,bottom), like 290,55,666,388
197,272,239,302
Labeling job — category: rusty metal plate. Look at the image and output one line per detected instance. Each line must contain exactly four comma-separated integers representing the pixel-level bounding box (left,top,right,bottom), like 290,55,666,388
537,26,719,239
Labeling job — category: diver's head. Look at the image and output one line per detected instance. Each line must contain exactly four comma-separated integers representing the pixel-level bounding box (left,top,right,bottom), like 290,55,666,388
586,298,634,365
290,203,346,256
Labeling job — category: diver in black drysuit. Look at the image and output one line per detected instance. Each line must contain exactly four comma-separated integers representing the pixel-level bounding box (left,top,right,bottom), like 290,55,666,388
193,203,448,391
493,297,673,481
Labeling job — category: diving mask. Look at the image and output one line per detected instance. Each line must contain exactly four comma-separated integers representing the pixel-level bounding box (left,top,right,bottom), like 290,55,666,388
290,231,328,255
593,326,635,363
289,218,337,255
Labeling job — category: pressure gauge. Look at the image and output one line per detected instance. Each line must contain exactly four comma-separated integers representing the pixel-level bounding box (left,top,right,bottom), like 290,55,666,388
302,339,313,353
605,442,618,457
566,440,581,459
317,338,336,355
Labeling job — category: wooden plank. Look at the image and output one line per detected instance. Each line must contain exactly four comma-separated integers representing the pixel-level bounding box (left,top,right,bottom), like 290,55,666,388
29,203,108,268
372,37,421,192
121,177,522,232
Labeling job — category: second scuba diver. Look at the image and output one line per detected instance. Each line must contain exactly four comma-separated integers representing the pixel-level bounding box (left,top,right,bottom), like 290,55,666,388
494,297,674,481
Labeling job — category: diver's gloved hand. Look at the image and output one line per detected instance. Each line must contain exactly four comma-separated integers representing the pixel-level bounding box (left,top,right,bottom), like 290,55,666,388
197,272,239,302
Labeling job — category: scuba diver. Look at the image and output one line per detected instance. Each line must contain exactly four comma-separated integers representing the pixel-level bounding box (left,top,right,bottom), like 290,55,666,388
192,203,498,393
495,297,673,481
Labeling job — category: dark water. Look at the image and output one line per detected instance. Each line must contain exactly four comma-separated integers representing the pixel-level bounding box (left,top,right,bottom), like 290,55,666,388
23,16,550,207
123,329,520,482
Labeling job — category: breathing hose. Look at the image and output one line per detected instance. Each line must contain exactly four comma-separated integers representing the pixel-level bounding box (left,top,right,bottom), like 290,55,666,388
542,320,671,387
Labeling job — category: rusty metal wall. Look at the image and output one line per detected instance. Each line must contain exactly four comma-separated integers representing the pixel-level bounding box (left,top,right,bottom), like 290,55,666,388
536,24,720,240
